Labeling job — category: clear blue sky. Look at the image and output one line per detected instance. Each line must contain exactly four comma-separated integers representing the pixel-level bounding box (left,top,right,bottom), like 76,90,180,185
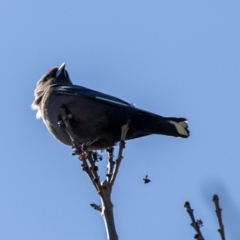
1,1,240,239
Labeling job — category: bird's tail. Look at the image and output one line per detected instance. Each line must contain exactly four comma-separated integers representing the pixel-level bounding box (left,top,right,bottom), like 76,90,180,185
155,117,190,138
129,110,190,139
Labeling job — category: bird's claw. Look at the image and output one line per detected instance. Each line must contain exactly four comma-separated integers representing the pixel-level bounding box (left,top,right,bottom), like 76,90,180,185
58,113,73,127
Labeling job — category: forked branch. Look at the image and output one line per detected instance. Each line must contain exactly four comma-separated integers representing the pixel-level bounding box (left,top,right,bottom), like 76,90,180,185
59,107,130,240
184,196,227,240
184,201,204,240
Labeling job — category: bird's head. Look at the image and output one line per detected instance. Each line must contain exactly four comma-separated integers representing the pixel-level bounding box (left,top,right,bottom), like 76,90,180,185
31,63,72,118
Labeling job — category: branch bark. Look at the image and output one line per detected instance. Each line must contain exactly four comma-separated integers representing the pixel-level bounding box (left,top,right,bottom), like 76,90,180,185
59,107,129,240
110,122,129,186
184,201,205,240
213,194,226,240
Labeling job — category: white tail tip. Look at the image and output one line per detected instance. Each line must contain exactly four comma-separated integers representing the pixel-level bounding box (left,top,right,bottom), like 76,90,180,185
168,120,189,137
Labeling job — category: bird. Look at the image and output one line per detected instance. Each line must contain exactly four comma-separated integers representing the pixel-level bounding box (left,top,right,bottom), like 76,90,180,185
32,63,189,150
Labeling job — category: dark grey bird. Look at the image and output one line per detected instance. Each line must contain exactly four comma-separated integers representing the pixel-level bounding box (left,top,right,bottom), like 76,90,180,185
32,63,189,150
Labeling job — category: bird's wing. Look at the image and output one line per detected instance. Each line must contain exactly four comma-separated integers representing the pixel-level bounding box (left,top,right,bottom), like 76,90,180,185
54,85,131,107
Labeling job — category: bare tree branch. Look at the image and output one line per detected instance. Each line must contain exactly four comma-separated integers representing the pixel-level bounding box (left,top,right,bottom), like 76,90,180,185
59,108,80,148
59,107,130,240
99,179,118,240
106,147,115,182
213,194,226,240
110,121,130,186
79,155,99,191
90,203,102,212
184,201,204,240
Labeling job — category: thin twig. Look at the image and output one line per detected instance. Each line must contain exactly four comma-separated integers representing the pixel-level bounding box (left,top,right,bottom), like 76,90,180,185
184,201,204,240
59,108,80,148
106,147,114,182
79,154,99,191
90,203,102,212
84,150,109,208
213,194,226,240
83,148,100,183
110,121,129,186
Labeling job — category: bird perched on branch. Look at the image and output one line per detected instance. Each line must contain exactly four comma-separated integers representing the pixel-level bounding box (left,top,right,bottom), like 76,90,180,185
32,63,189,150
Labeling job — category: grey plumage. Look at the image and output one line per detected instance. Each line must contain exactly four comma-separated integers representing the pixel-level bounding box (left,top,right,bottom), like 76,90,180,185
32,63,189,150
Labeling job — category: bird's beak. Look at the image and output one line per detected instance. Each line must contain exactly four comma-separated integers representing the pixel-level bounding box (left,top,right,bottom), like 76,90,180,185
56,62,66,78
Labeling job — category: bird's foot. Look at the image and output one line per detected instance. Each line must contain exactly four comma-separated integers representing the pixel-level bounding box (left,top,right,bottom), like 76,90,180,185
57,108,73,128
